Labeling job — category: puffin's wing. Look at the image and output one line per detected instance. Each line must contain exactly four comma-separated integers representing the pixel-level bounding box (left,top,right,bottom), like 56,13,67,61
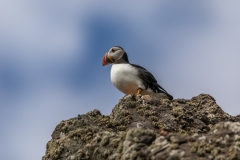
130,64,168,94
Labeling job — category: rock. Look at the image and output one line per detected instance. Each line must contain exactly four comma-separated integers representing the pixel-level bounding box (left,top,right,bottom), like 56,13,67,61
42,94,240,160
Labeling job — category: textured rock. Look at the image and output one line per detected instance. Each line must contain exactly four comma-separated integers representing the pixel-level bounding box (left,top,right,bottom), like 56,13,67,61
42,94,240,160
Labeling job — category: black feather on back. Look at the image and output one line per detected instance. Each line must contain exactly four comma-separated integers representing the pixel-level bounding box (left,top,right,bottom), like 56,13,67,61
130,64,173,100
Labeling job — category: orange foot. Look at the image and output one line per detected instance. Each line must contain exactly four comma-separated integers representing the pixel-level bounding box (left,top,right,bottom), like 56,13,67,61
137,88,142,95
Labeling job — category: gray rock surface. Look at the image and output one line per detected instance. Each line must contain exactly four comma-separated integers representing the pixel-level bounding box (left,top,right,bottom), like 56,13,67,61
42,94,240,160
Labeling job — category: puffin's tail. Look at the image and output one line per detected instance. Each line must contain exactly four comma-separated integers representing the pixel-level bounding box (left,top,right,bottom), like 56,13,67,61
166,93,173,100
156,84,173,100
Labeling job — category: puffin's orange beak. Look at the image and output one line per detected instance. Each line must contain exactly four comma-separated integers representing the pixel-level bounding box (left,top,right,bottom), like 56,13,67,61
102,53,113,66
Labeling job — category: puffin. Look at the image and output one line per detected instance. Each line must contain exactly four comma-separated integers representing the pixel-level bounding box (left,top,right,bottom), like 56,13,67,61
102,46,173,100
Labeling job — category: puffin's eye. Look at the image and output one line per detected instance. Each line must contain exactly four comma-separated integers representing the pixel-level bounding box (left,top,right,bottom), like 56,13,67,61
111,49,115,52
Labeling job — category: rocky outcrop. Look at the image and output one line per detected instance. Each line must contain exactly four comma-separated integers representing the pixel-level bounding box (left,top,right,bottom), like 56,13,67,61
42,94,240,160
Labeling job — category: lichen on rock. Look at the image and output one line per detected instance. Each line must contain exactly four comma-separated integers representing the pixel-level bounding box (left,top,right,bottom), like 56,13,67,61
42,94,240,160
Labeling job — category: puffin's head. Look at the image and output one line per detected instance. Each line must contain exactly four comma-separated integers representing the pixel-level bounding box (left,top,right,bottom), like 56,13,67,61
102,46,126,66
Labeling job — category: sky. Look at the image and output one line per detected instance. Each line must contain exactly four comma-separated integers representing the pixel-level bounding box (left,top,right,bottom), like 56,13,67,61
0,1,240,160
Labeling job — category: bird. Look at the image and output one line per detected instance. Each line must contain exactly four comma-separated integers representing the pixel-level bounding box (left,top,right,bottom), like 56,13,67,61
102,46,173,100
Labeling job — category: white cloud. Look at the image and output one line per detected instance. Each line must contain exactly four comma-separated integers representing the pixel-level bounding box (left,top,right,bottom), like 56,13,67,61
0,1,83,70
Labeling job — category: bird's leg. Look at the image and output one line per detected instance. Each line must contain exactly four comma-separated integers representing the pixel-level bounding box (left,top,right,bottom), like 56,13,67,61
137,88,142,95
136,88,145,104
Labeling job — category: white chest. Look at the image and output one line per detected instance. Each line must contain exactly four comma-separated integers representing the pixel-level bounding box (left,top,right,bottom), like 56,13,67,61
110,64,141,94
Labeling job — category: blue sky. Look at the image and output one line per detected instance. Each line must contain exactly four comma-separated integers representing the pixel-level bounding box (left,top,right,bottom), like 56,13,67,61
0,1,240,160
